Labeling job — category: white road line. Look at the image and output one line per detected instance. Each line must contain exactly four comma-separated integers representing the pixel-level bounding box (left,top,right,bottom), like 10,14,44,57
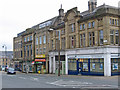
18,77,26,80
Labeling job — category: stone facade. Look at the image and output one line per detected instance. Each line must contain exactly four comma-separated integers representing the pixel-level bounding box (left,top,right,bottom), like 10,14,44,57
13,0,120,76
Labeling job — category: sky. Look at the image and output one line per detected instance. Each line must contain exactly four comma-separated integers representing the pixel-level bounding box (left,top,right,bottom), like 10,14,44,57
0,0,120,51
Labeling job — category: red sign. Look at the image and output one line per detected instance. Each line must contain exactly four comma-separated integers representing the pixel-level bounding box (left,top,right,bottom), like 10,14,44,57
35,59,46,62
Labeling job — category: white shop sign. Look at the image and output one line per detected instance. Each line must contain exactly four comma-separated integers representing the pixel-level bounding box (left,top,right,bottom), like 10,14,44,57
68,54,104,59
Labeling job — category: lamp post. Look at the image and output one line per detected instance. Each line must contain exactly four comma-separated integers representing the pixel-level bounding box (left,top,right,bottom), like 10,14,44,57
58,30,60,76
2,44,7,69
2,44,7,58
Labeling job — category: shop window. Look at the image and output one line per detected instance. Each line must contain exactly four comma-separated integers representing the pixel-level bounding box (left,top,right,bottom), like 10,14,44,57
83,63,88,71
111,58,120,72
90,58,104,72
68,59,77,71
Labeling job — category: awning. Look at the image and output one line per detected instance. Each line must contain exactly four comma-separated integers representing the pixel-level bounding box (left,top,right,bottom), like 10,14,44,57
35,59,46,62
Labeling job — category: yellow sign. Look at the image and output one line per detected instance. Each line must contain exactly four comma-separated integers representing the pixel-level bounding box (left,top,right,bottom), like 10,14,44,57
36,54,45,58
80,59,83,62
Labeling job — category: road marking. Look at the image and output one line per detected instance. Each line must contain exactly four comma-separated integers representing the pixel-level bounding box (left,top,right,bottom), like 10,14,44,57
18,77,26,79
46,80,116,88
30,77,39,81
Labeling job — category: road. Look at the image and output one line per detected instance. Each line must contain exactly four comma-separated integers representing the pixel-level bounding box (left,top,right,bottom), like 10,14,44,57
1,71,119,89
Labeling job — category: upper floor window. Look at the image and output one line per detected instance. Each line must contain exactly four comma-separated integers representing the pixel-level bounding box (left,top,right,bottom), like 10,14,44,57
36,48,38,55
110,18,111,25
80,33,85,47
110,30,114,44
43,48,46,54
39,36,42,44
61,29,65,35
83,24,85,29
51,40,54,49
30,35,32,41
98,18,103,26
117,20,119,26
89,32,95,46
61,37,65,50
27,45,29,57
80,25,82,30
99,30,103,45
27,37,29,42
40,48,42,54
115,30,119,44
21,41,22,48
112,19,114,25
43,35,46,44
92,21,95,28
24,38,26,42
70,36,76,48
36,37,38,45
88,22,91,28
71,24,75,32
31,45,32,55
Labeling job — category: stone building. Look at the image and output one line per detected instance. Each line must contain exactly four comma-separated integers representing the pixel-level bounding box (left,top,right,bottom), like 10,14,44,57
49,0,120,76
13,0,120,76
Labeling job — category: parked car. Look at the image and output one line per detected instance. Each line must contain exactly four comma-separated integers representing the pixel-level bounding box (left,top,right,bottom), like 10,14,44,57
2,67,5,71
7,68,16,74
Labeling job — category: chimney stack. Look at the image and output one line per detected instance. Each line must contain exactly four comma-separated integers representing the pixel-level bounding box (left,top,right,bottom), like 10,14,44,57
88,0,97,12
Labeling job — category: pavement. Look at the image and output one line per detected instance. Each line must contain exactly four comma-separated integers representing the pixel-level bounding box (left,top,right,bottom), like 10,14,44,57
1,71,120,89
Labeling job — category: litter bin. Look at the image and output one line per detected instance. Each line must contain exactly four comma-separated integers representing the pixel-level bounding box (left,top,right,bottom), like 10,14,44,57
38,70,40,74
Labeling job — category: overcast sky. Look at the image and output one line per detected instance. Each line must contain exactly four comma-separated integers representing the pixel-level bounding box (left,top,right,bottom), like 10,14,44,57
0,0,119,51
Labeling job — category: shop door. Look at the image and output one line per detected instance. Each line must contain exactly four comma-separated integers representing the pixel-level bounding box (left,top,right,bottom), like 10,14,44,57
77,62,83,74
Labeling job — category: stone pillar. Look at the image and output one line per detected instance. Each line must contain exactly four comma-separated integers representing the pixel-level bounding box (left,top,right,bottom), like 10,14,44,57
53,56,56,74
104,48,111,76
49,56,51,73
65,53,68,75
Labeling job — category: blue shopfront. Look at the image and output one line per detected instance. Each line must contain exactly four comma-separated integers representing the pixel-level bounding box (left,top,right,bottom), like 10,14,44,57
68,58,104,76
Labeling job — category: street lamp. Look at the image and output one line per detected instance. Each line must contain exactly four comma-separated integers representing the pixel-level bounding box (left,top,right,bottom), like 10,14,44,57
2,44,7,69
2,44,7,58
48,28,61,76
58,30,61,76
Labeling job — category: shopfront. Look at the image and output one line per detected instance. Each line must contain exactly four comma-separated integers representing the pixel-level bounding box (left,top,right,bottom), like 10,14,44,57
111,58,120,75
68,58,104,76
55,55,65,75
35,54,46,74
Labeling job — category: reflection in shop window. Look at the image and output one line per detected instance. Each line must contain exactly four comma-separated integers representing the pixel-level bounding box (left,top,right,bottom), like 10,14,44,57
83,63,88,71
111,58,120,72
68,59,77,71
